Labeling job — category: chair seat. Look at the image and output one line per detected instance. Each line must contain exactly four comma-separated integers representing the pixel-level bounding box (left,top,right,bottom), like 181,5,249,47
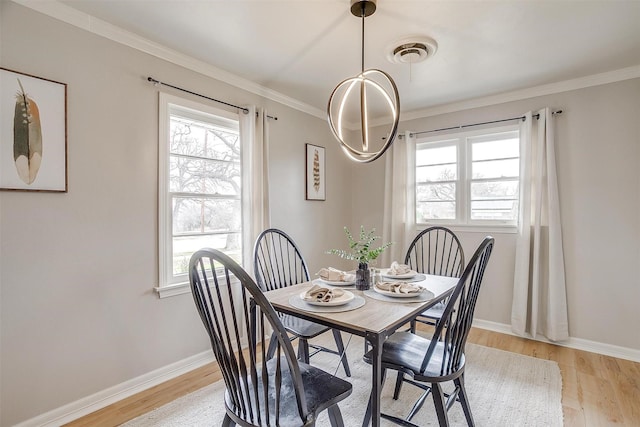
225,357,352,426
364,331,465,382
418,302,446,320
280,313,330,338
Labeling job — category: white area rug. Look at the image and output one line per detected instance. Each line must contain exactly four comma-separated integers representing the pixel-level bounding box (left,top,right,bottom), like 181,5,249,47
123,335,563,426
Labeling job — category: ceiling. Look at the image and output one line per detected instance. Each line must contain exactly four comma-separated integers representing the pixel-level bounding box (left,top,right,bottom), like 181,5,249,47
57,0,640,119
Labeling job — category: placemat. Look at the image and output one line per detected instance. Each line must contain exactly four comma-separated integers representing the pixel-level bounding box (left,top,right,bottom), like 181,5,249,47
288,295,366,313
363,289,435,303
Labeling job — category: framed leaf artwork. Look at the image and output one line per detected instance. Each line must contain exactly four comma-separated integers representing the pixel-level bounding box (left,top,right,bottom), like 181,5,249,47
0,68,67,192
305,143,325,201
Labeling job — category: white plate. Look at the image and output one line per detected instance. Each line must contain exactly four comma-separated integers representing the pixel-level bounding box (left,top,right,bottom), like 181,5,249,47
300,290,355,306
373,285,425,298
381,269,417,279
317,278,355,286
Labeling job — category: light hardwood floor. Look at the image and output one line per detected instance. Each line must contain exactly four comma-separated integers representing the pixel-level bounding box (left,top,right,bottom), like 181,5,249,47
64,328,640,426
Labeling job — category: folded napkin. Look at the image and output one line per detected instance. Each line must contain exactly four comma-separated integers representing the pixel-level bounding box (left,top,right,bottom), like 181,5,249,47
304,284,345,302
375,281,423,294
387,261,412,276
316,267,356,282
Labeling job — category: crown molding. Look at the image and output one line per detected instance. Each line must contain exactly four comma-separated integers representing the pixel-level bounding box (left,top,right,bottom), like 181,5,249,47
10,0,327,120
399,65,640,122
11,1,640,126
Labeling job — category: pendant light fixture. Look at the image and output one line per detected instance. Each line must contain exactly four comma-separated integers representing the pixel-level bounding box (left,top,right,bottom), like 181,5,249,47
327,0,400,163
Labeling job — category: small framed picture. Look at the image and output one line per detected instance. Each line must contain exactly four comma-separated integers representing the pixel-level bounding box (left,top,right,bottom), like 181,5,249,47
305,143,325,201
0,67,67,192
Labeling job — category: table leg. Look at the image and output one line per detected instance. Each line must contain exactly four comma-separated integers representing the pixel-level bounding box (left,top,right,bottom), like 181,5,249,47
363,331,383,427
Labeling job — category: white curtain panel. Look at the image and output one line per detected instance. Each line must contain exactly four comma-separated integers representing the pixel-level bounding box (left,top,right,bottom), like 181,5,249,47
511,108,569,341
382,130,416,266
240,106,271,270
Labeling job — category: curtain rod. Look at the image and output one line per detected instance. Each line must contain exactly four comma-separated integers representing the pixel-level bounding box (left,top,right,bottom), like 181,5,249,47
399,110,562,139
147,77,278,120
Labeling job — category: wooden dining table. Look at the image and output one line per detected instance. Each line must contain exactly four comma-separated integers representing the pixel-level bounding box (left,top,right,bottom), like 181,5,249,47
263,274,458,427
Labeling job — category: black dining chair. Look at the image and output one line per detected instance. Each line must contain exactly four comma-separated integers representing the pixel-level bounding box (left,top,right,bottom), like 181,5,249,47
253,228,351,377
189,248,352,427
362,236,494,427
404,226,465,331
392,227,466,401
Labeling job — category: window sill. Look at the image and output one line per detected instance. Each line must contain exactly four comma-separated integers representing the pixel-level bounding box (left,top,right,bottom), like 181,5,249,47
155,274,239,298
154,282,191,298
418,224,518,235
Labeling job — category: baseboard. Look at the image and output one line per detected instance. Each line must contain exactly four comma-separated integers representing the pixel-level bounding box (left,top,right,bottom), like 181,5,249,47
473,319,640,363
13,350,215,427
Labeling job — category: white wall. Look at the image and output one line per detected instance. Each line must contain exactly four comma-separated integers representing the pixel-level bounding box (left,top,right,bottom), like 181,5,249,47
353,78,640,351
2,1,639,426
0,3,352,425
267,109,354,276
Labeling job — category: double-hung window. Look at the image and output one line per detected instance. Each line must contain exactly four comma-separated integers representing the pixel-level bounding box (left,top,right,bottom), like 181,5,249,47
158,93,242,296
415,125,521,229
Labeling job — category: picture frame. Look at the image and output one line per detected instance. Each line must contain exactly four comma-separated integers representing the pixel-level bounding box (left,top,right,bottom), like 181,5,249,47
305,143,325,201
1,67,67,192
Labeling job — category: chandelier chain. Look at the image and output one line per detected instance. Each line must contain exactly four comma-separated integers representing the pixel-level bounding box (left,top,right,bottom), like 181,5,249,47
361,7,365,73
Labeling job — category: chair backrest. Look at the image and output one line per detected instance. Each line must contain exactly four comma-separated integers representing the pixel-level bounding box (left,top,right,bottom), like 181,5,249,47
421,236,494,376
189,248,309,425
404,226,465,278
253,228,310,292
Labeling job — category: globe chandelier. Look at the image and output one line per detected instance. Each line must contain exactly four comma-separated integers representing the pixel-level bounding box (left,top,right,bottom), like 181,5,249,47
327,0,400,163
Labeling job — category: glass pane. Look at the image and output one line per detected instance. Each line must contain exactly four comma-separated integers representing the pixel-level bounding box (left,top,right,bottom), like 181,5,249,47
170,117,239,161
417,201,456,221
173,198,203,233
170,156,241,195
169,120,206,157
416,144,456,166
471,181,519,199
203,199,241,232
472,137,519,161
172,198,241,234
473,158,519,179
416,164,456,182
417,183,456,201
172,233,242,275
471,199,519,221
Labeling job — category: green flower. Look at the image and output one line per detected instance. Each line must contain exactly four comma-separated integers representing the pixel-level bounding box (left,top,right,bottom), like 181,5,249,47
327,226,392,265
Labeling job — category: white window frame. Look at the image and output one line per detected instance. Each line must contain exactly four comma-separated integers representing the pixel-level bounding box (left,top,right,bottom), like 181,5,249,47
415,124,521,233
156,93,242,297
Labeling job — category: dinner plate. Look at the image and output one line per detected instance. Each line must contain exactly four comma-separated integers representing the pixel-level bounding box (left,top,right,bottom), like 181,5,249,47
300,290,355,306
373,285,425,298
381,269,418,279
317,278,355,286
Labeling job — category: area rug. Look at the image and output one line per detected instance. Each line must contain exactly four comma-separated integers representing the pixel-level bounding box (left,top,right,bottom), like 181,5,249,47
123,335,563,426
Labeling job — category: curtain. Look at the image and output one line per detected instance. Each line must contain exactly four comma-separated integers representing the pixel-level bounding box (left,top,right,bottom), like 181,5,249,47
382,131,416,266
511,108,569,341
239,106,270,270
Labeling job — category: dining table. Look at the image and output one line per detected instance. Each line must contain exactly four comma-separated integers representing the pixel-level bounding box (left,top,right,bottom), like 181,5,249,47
263,272,459,427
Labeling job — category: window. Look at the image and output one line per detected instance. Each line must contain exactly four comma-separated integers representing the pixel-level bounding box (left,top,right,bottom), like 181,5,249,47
158,93,242,296
415,125,520,228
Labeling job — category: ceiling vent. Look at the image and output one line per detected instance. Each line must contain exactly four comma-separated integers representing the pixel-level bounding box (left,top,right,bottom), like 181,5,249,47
387,36,438,64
